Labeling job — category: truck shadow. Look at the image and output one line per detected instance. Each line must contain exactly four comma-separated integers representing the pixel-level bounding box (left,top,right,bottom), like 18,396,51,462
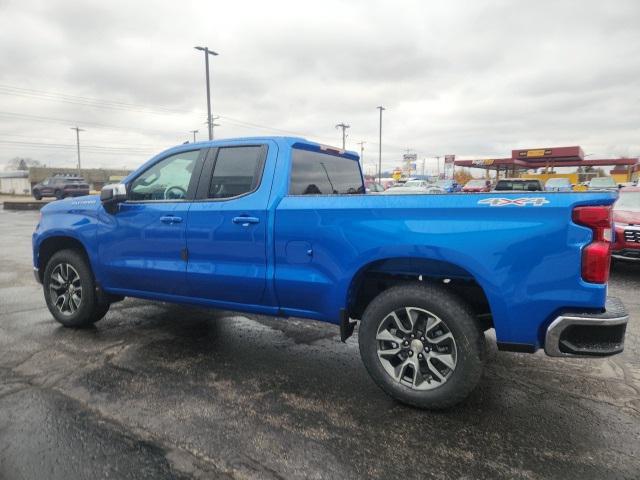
56,299,638,479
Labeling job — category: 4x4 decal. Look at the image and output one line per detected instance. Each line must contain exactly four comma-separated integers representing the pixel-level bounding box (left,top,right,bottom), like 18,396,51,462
478,197,550,207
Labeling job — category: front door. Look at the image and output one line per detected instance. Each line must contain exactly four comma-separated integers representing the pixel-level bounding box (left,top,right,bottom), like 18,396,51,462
98,148,204,296
186,143,272,306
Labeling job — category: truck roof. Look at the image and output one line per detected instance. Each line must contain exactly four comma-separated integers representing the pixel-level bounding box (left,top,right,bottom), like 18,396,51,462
183,136,358,157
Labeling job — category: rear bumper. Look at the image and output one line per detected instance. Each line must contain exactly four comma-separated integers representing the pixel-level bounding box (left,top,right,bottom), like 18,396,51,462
544,297,628,357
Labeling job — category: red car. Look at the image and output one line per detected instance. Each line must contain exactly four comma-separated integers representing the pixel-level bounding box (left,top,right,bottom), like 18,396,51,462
612,186,640,261
462,179,492,192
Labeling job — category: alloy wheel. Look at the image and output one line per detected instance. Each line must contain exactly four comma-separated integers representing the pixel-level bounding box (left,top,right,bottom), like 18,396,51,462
49,263,82,316
376,307,457,390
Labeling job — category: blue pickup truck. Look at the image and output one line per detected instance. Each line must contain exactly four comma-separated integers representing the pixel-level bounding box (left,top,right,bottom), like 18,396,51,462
32,137,628,408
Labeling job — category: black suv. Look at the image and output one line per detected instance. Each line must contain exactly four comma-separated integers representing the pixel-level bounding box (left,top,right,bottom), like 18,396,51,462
32,175,90,200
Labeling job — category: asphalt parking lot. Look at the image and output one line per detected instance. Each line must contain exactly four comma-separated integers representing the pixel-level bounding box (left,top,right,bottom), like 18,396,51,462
0,208,639,480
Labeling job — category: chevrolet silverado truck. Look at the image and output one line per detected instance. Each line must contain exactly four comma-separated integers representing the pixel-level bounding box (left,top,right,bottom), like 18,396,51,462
32,137,629,409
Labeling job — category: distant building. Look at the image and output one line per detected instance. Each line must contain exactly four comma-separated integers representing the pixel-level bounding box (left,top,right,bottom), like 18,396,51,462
0,170,30,195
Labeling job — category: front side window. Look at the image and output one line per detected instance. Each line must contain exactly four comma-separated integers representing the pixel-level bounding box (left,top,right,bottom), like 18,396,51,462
289,148,363,195
208,146,264,199
129,150,200,201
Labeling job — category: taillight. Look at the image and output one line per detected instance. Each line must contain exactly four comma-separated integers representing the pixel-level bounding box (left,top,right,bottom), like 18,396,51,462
572,206,612,283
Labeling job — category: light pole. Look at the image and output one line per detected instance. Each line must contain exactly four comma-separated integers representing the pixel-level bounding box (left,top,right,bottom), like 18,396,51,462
190,129,199,143
194,46,219,140
70,126,84,171
377,106,385,183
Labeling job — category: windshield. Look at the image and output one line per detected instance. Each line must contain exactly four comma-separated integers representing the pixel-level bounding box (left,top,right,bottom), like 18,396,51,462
546,178,569,186
436,180,452,187
616,191,640,210
495,180,540,191
465,180,485,187
589,177,616,187
404,180,425,188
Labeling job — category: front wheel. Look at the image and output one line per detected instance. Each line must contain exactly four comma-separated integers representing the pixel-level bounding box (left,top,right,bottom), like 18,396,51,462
33,190,42,200
43,249,110,327
358,283,485,409
54,189,64,200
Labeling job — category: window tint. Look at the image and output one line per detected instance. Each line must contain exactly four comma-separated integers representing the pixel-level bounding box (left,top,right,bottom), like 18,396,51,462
129,150,199,201
208,146,264,199
289,148,364,195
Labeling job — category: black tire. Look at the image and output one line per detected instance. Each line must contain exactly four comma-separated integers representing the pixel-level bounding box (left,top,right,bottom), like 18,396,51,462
358,283,485,409
54,189,64,200
33,190,42,200
42,249,110,328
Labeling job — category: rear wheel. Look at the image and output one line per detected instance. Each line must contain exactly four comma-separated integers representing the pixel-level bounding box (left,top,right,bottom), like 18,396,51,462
54,189,64,200
358,283,485,409
43,249,110,327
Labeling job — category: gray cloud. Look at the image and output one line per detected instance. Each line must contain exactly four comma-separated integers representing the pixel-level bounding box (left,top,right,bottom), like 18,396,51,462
0,0,639,172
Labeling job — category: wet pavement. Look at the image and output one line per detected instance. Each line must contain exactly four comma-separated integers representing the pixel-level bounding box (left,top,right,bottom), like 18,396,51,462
0,208,639,479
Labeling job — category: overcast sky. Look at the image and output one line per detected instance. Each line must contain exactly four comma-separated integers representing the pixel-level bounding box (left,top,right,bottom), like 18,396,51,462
1,0,639,174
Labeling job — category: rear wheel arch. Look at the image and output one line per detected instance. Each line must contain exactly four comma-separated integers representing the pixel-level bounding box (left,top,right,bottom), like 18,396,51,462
346,257,494,330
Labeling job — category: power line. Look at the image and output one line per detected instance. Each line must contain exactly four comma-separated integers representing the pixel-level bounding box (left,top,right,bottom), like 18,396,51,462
0,84,192,115
0,111,175,137
0,84,418,154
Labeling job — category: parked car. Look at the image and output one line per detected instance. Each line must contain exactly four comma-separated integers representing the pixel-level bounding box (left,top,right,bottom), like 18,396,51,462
544,177,573,192
32,137,627,409
365,181,385,193
494,178,543,192
434,179,462,193
612,187,640,261
32,175,90,200
381,179,432,194
462,179,491,192
588,176,618,191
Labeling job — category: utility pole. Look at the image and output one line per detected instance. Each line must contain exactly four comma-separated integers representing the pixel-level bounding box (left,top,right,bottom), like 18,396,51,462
356,141,366,168
436,156,441,178
194,46,219,140
203,116,221,139
70,127,84,171
335,123,350,149
190,129,199,143
212,116,221,139
377,106,385,183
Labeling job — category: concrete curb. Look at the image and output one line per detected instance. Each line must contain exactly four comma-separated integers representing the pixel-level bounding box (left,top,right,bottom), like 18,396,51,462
3,201,50,211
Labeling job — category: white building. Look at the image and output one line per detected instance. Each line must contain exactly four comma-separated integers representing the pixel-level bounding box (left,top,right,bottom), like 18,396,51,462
0,171,30,195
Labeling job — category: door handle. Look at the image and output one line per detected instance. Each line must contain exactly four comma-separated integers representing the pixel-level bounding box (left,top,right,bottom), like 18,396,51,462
160,216,182,224
232,216,260,226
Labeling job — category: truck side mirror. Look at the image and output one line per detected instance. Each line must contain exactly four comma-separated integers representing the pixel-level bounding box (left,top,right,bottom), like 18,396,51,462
100,183,127,213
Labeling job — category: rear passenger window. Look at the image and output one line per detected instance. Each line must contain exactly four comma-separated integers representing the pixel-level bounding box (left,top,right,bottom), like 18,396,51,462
208,146,264,199
289,148,364,195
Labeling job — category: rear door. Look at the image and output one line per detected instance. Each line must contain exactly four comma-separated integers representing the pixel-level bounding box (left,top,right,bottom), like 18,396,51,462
98,148,205,296
185,143,272,305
